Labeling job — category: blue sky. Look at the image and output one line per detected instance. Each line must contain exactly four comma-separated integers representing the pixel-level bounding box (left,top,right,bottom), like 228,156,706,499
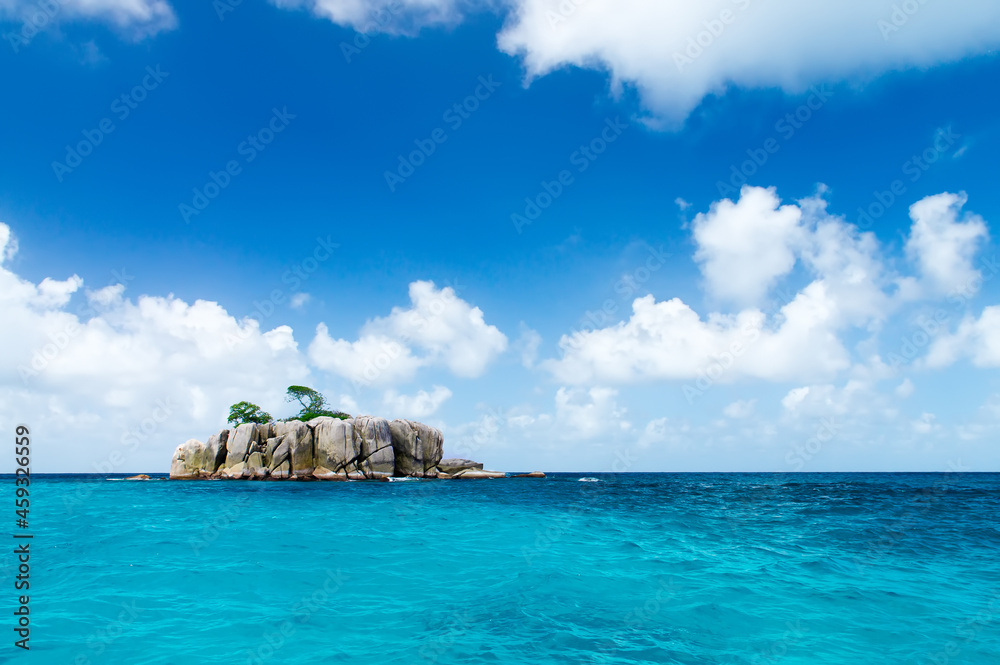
3,0,1000,472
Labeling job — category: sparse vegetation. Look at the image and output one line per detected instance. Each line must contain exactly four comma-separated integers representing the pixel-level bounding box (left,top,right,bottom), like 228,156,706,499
225,387,348,427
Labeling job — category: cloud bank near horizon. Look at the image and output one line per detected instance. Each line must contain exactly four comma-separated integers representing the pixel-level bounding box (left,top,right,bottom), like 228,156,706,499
3,184,1000,471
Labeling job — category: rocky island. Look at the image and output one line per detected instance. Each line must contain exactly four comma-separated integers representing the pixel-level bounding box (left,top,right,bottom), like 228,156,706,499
169,416,518,481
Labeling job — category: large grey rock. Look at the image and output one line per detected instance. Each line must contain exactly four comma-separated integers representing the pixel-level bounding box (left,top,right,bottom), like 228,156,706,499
354,416,394,478
203,429,230,475
173,416,478,481
274,421,314,477
389,419,443,477
312,417,356,478
224,423,261,470
169,439,207,479
268,437,291,479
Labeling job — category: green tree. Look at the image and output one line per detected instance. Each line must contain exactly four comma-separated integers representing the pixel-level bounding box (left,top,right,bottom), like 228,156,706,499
285,385,349,421
227,401,272,426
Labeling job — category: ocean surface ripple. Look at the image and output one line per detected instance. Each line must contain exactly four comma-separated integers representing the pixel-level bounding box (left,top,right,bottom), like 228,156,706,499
16,472,1000,664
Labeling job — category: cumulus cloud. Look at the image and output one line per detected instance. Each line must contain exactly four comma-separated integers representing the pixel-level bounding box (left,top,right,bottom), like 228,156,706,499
497,0,1000,124
382,385,453,419
0,222,311,472
554,386,630,439
308,328,425,386
545,186,995,386
692,185,803,307
925,306,1000,368
723,399,755,419
308,280,508,386
905,192,989,296
545,285,851,385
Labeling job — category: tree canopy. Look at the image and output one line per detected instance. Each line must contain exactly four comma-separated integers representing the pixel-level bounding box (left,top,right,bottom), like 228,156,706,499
284,385,349,421
227,401,272,426
225,387,348,427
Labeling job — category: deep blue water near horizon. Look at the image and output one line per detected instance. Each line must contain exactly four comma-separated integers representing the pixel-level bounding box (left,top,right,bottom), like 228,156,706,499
6,472,1000,664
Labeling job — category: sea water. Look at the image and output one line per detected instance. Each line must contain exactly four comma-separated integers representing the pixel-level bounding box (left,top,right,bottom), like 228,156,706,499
10,473,1000,664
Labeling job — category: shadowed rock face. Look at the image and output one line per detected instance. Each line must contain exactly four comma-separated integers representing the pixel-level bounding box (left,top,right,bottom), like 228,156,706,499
388,419,444,477
170,416,465,480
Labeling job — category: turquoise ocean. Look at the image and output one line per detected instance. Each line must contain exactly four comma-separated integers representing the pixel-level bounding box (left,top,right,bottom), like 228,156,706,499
9,473,1000,664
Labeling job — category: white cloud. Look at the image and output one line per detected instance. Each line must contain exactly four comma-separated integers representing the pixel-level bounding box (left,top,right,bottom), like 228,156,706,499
308,280,507,386
545,282,850,385
290,292,311,309
496,0,1000,125
309,327,424,386
382,385,453,419
912,412,937,435
0,0,177,37
926,306,1000,368
553,386,630,439
546,187,993,386
895,378,915,398
0,224,17,262
782,387,810,411
513,323,542,368
269,0,477,33
0,222,312,473
337,393,360,415
692,185,803,307
723,399,755,419
905,192,988,296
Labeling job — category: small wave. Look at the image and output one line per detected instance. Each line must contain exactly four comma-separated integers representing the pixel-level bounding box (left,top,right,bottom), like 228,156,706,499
578,477,602,483
388,477,422,482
